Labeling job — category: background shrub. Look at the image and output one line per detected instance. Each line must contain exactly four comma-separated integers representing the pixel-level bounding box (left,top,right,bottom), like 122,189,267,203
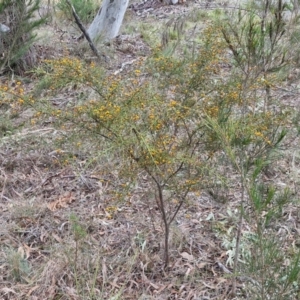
0,0,45,74
56,0,100,24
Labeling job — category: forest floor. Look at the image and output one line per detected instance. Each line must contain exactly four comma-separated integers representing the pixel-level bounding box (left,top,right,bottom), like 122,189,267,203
1,0,300,299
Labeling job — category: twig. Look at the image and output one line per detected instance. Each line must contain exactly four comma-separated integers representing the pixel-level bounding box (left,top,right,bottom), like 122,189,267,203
41,171,64,186
114,59,137,75
0,168,7,201
65,0,107,61
216,261,260,286
231,175,245,296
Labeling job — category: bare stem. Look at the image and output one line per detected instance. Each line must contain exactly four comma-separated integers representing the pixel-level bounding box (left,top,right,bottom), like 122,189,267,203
155,181,170,268
65,0,107,61
231,176,244,295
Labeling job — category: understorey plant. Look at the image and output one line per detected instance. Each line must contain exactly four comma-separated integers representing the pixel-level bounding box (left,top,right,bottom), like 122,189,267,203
206,0,300,295
0,0,45,74
204,83,299,298
246,161,300,299
220,0,300,109
34,26,227,268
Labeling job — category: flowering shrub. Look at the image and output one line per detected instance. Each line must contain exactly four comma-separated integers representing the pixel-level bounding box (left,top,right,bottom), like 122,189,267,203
33,23,292,270
0,81,34,114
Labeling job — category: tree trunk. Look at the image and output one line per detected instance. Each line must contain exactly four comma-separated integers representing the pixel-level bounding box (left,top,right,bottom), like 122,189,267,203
0,23,10,33
87,0,129,42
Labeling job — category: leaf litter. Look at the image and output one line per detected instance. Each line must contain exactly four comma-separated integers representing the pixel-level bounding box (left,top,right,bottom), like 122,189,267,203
1,0,300,299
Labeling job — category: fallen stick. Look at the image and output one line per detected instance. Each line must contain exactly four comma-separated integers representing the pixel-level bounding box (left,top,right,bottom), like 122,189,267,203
65,0,108,61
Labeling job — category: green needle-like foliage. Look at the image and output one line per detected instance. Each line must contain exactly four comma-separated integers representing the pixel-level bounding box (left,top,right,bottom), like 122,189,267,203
0,0,45,74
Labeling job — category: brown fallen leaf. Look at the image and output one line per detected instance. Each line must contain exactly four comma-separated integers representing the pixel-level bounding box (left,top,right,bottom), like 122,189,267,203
0,287,17,295
197,261,208,269
23,243,39,259
180,251,194,262
141,273,160,290
40,226,49,242
154,284,167,294
52,233,63,243
18,246,25,259
47,192,75,211
102,258,107,283
26,285,39,297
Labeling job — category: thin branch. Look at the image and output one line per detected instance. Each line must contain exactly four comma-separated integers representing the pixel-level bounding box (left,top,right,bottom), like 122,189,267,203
164,162,184,186
231,178,244,296
65,0,107,61
168,187,190,226
168,200,184,226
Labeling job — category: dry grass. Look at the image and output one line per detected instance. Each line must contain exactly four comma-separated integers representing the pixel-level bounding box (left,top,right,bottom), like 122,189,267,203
1,0,300,299
0,132,239,299
1,107,299,299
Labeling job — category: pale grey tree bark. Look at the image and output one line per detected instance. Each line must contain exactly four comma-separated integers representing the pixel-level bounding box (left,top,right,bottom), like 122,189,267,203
0,23,10,33
87,0,129,42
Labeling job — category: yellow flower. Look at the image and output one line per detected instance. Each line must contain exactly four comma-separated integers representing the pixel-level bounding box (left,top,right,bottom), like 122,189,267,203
132,114,140,121
169,100,177,107
254,131,263,137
